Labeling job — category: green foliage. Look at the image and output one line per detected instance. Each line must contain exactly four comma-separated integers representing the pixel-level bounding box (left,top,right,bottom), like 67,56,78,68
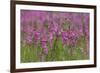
21,36,88,63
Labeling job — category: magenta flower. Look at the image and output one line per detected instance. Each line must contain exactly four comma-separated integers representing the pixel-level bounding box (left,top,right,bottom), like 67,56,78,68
34,31,40,45
61,31,68,45
48,32,54,48
41,39,48,54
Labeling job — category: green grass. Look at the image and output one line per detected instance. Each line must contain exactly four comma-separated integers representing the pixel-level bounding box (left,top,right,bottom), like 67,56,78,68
21,37,89,63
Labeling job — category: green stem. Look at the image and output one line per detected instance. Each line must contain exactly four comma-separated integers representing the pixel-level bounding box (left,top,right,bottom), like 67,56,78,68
51,36,58,61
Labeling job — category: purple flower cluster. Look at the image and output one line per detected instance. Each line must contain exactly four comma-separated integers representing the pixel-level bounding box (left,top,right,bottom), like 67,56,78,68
61,29,78,46
21,10,90,54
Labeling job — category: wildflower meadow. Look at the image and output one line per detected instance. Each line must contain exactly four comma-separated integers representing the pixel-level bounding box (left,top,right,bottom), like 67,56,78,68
21,10,90,62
